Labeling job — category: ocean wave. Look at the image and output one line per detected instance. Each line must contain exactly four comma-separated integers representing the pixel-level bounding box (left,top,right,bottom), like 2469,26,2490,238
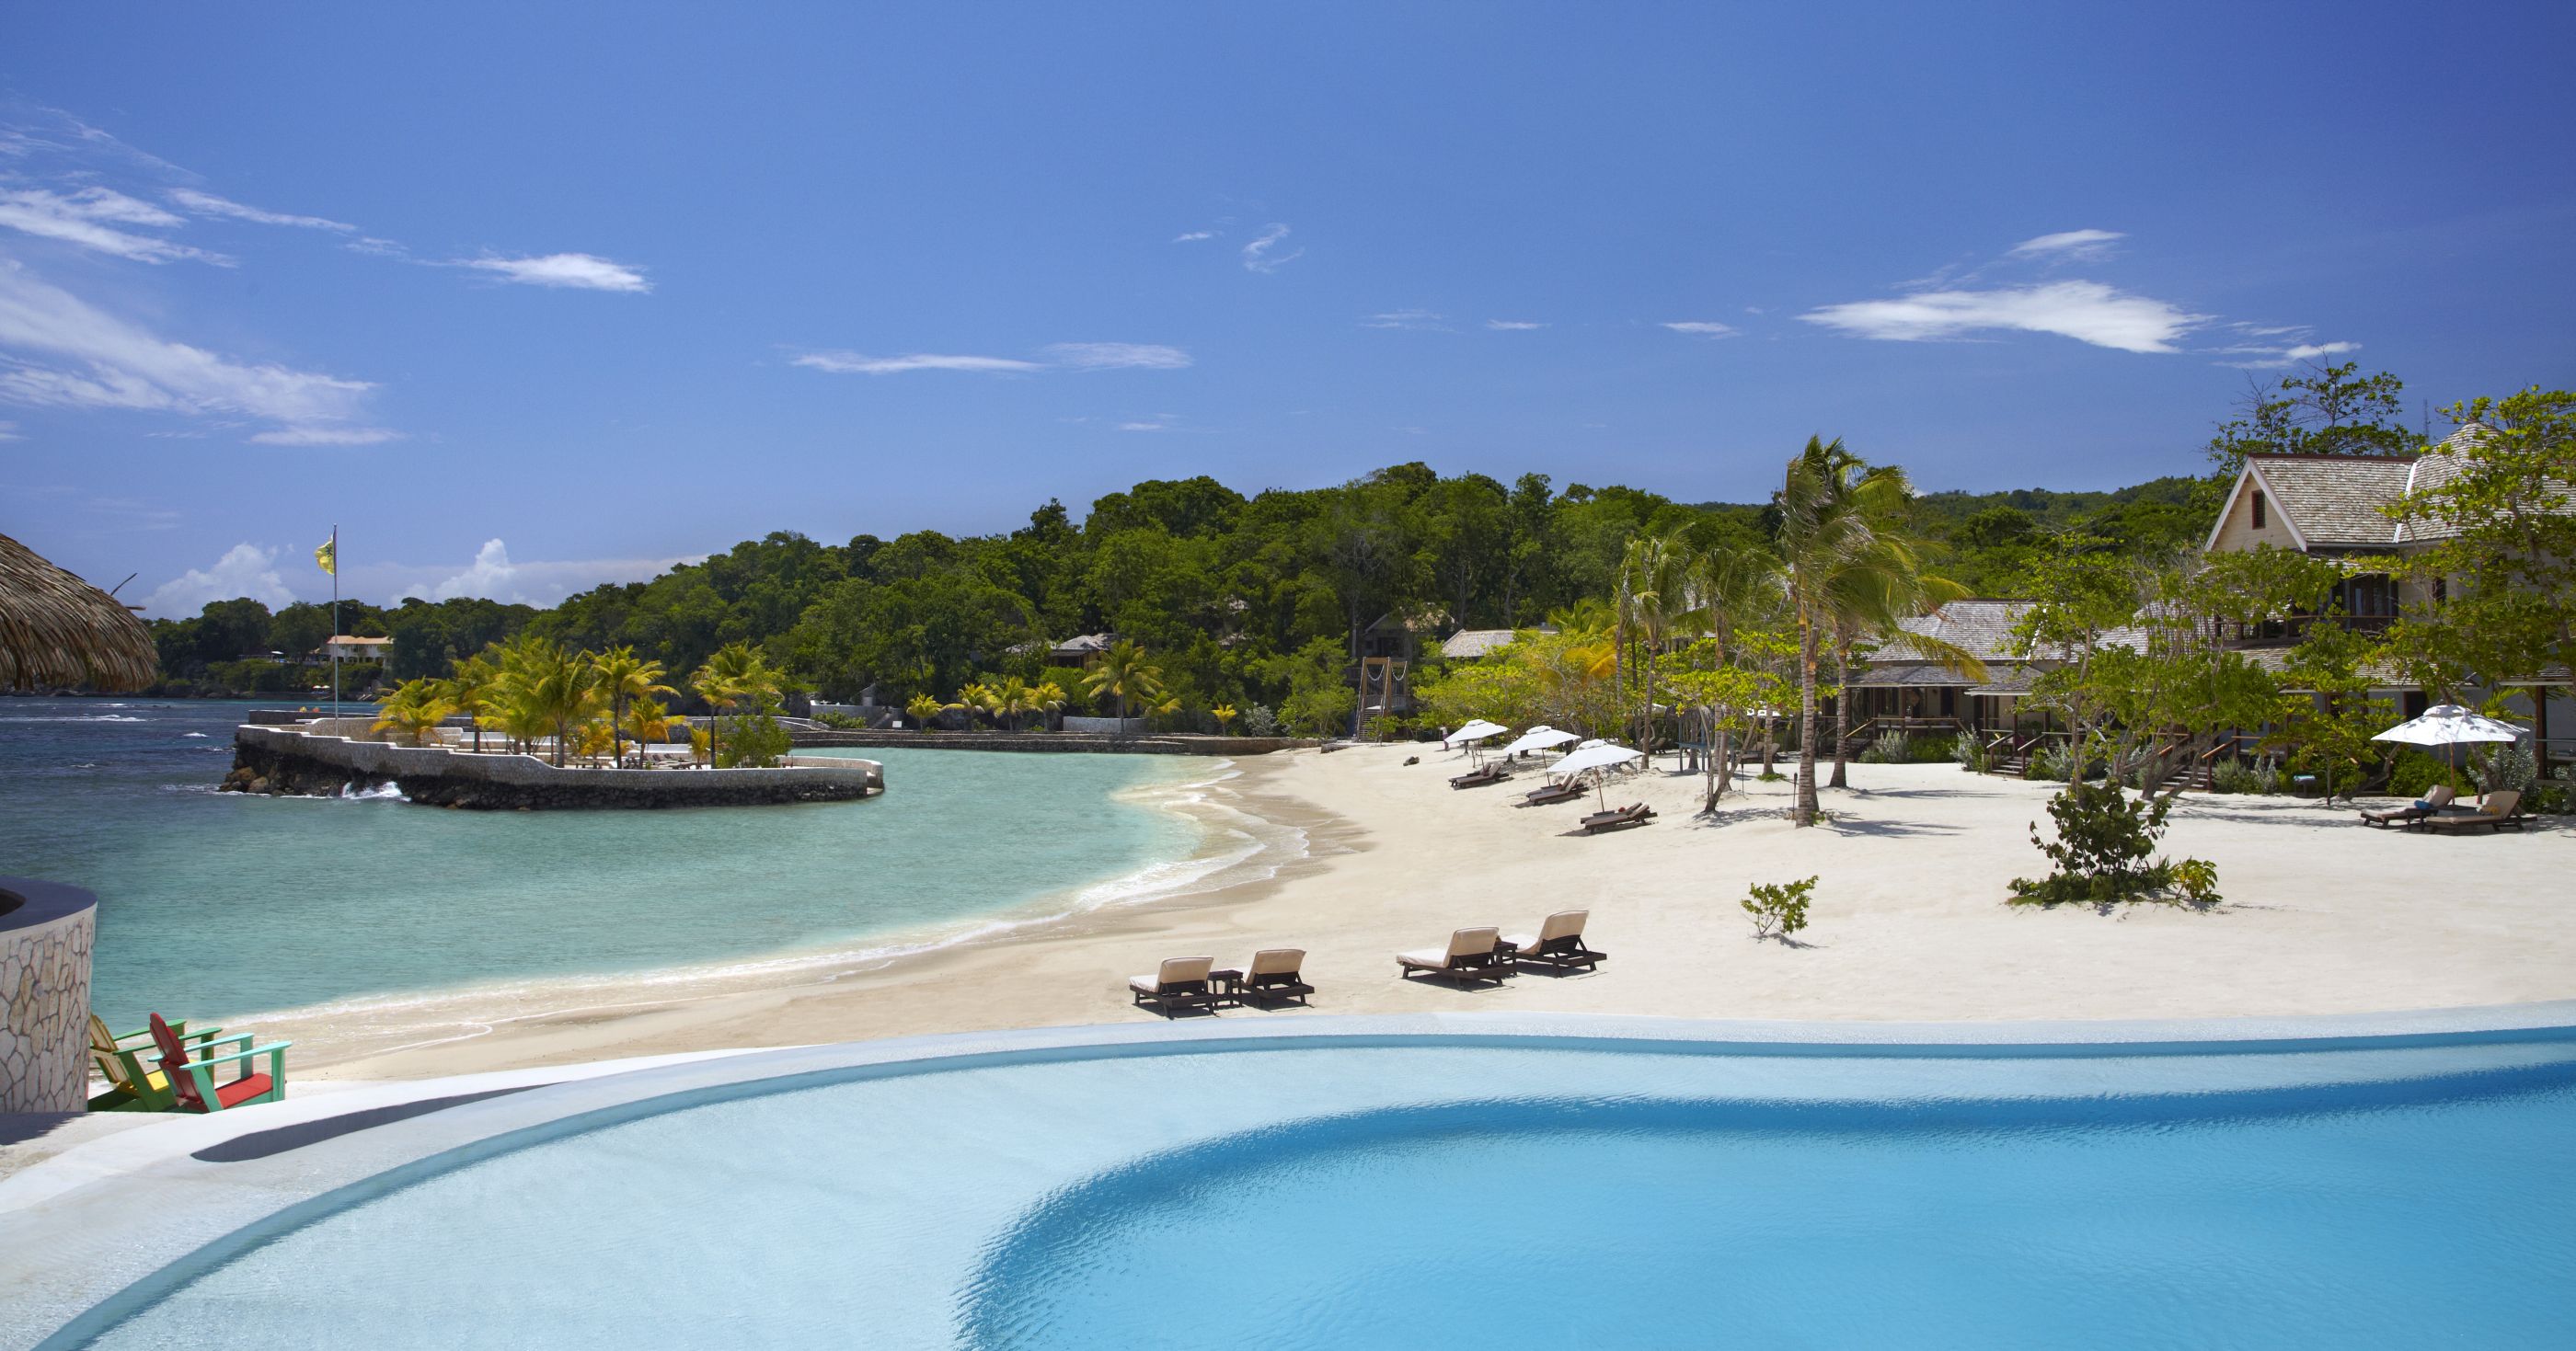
340,781,409,802
181,731,209,738
0,713,149,723
213,755,1313,1052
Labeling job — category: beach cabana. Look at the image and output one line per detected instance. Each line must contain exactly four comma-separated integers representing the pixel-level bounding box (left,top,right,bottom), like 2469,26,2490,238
1,532,156,692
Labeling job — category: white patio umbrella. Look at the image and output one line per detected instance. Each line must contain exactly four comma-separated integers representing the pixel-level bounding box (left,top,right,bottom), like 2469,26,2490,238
1442,719,1509,751
2374,704,2524,791
1549,741,1645,807
1498,727,1579,760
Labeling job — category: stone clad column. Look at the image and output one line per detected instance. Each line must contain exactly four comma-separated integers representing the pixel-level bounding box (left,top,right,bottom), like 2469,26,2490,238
0,878,98,1113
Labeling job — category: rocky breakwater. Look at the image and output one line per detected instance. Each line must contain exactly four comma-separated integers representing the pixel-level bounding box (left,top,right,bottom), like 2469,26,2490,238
224,724,883,809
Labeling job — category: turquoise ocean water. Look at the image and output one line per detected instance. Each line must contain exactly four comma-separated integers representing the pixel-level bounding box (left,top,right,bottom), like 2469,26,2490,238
0,700,1241,1028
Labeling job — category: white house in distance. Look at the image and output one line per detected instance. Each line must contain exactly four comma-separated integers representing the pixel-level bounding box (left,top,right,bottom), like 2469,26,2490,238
320,635,393,664
2202,425,2569,762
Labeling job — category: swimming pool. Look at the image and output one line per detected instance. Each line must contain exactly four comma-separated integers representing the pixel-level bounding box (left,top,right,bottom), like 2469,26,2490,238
23,1013,2576,1349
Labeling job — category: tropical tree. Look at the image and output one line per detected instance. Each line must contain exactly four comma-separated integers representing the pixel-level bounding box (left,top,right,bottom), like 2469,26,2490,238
1083,640,1166,725
904,692,942,728
592,647,675,768
1031,680,1068,730
372,678,454,747
621,696,679,752
692,641,782,764
494,635,606,766
1212,703,1237,731
438,652,499,752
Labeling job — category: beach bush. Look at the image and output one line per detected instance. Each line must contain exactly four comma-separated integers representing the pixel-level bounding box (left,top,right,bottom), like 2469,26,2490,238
2210,757,2259,794
1240,704,1280,737
1859,729,1909,763
2483,745,2539,795
716,695,792,768
2385,748,2455,799
1742,876,1815,942
1954,735,1993,773
2009,780,2221,909
814,711,867,730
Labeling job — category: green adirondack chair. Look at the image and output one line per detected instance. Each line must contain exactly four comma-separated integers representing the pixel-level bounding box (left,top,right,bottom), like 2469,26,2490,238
146,1013,292,1113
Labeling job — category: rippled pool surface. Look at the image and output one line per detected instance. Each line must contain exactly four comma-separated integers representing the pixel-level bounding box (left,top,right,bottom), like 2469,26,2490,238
78,1037,2576,1349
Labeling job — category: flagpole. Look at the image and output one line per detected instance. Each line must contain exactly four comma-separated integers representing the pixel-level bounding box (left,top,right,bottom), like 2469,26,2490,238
330,524,340,727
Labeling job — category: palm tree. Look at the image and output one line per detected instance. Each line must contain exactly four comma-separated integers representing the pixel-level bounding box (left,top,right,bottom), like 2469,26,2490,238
691,641,779,765
438,652,499,752
372,679,454,747
904,692,942,729
622,695,677,753
1773,437,1976,825
1685,539,1781,808
1616,531,1691,752
1031,680,1068,730
1082,640,1165,727
496,636,604,766
592,647,674,768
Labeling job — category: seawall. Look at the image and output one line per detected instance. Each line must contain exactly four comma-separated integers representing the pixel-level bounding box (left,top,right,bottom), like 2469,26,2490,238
226,725,882,809
786,729,1317,755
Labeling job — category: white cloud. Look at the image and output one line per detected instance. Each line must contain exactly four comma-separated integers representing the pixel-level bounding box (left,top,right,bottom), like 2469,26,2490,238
793,351,1045,375
168,188,353,233
145,543,293,616
1800,281,2210,354
1363,309,1445,330
1240,223,1301,273
1662,320,1738,338
0,187,230,265
0,261,393,442
795,343,1190,375
247,425,401,446
1485,319,1546,331
0,419,17,441
1118,421,1165,432
2007,228,2125,261
464,252,650,292
2214,339,2362,370
1045,342,1191,370
378,540,697,607
1172,230,1214,243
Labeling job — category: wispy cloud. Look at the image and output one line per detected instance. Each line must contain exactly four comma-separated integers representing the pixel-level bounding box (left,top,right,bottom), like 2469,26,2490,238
168,188,353,233
795,341,1191,376
793,351,1045,375
2213,338,2362,370
1044,342,1191,371
1363,309,1446,331
144,543,293,616
0,261,392,443
1172,230,1214,243
463,253,650,292
1486,319,1546,331
1241,223,1301,273
1662,320,1738,338
2007,228,2125,262
1119,420,1165,432
0,187,230,265
1801,281,2210,354
0,419,17,441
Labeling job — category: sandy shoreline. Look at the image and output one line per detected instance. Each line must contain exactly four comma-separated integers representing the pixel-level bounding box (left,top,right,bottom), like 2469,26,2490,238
277,744,2576,1082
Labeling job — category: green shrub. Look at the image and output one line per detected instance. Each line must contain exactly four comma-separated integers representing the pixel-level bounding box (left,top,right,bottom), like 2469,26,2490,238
814,711,868,730
1743,876,1816,941
1907,735,1960,763
715,695,793,768
1859,729,1908,764
2484,745,2539,795
2385,748,2455,799
2009,779,2221,908
1955,735,1994,773
1240,703,1279,737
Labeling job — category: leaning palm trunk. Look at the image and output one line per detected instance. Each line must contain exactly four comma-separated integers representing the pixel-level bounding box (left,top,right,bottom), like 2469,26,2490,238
1794,619,1822,826
1828,641,1852,790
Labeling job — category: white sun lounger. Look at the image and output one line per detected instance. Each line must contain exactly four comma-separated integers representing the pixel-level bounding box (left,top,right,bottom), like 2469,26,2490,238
1397,927,1510,988
1128,956,1219,1016
1501,910,1607,974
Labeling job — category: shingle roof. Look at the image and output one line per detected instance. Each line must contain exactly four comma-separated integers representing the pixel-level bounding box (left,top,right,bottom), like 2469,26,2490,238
2246,455,2417,548
1440,624,1557,659
1886,600,2032,661
1845,661,1978,688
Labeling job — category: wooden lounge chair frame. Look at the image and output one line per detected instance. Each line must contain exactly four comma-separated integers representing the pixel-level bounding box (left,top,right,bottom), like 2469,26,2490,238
1503,911,1608,975
1450,763,1509,790
1397,927,1512,988
2360,784,2455,829
1579,802,1655,834
2419,789,2526,834
1236,948,1315,1007
1519,779,1585,807
1129,956,1224,1017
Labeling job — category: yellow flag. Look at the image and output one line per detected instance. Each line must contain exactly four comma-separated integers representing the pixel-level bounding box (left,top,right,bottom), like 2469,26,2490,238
315,537,337,576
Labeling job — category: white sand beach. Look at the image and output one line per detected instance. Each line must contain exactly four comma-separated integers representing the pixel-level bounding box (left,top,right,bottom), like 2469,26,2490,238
296,747,2576,1082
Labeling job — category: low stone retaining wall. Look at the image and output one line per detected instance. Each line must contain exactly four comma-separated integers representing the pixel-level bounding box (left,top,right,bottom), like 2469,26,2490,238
785,729,1317,756
226,725,882,809
0,876,96,1113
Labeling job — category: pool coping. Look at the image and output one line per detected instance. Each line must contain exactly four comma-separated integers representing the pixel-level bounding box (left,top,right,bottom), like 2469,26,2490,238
10,1001,2576,1349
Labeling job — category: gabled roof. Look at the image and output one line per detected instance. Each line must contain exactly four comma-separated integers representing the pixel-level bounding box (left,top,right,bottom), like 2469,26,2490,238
2241,456,2417,548
1886,600,2033,662
1440,624,1558,659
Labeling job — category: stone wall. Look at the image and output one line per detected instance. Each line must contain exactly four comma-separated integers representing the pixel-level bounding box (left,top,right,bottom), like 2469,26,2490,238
0,878,96,1113
784,728,1317,756
226,725,883,809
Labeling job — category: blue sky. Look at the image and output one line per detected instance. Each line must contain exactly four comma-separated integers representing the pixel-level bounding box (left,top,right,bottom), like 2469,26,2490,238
5,4,2572,616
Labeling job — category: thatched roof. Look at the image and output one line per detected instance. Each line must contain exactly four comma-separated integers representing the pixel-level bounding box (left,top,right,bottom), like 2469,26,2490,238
0,532,158,692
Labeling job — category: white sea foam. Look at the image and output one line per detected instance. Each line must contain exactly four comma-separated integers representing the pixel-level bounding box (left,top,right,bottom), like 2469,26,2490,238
339,781,409,802
181,731,210,738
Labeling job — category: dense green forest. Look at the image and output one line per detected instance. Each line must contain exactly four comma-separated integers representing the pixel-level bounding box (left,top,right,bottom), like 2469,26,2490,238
143,467,2209,710
140,361,2429,716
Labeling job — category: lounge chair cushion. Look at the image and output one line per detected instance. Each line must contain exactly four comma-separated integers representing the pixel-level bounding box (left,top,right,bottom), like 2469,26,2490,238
1396,948,1454,969
214,1074,275,1110
1248,948,1304,977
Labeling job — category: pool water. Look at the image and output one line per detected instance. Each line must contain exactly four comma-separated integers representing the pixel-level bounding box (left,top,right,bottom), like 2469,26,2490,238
71,1036,2576,1349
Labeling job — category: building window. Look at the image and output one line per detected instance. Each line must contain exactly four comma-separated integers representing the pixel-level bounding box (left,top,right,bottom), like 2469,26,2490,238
2251,488,2266,530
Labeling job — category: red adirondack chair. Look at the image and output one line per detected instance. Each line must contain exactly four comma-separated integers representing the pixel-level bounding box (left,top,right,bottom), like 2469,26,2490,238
148,1013,292,1112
